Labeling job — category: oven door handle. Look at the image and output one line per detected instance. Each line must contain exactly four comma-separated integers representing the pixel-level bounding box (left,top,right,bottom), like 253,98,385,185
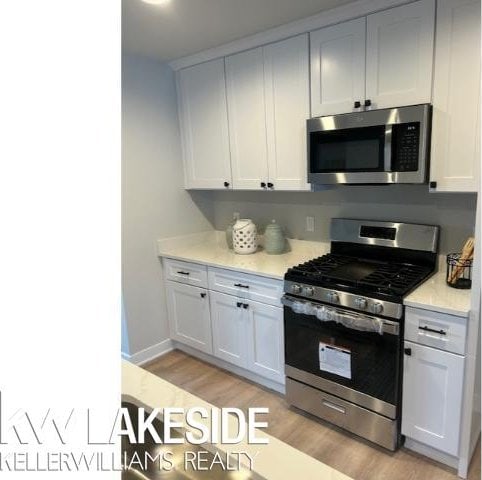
281,295,316,316
281,295,399,336
333,310,384,335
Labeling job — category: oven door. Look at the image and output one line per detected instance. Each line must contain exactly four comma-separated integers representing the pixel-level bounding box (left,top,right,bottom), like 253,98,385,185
283,295,401,419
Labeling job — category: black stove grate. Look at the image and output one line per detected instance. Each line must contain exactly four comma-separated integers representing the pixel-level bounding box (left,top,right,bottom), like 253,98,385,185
286,253,432,298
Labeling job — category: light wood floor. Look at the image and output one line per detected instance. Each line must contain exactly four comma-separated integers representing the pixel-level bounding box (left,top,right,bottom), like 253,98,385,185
144,350,481,480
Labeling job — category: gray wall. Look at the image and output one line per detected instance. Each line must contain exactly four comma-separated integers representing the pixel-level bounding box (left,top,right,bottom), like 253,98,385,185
122,54,214,355
207,186,477,254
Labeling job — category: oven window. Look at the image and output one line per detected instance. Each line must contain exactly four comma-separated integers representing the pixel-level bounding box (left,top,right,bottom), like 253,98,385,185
310,125,385,173
284,306,400,406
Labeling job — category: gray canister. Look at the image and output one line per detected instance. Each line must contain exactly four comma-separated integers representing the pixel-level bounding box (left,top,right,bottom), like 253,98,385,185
264,220,286,254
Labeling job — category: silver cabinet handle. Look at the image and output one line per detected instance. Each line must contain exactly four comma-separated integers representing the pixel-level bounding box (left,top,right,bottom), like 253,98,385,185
322,399,346,414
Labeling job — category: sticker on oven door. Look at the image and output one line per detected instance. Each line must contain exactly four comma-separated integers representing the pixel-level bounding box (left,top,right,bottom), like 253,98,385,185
319,342,352,379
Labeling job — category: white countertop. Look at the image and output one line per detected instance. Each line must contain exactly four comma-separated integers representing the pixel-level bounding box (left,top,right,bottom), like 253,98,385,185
404,269,472,317
157,231,329,280
122,360,351,480
158,231,472,318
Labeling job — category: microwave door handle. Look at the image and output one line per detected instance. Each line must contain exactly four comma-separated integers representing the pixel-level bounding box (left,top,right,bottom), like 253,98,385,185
384,125,392,172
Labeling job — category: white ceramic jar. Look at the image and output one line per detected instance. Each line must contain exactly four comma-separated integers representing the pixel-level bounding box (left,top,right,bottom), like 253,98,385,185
233,219,258,254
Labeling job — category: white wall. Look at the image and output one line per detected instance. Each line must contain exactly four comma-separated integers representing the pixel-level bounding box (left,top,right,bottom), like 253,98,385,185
122,54,213,356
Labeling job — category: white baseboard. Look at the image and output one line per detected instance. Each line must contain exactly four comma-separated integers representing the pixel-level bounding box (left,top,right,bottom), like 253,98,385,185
404,438,458,469
125,339,174,366
173,341,285,394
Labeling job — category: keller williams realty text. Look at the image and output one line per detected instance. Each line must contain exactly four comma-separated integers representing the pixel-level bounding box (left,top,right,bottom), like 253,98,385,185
0,398,269,473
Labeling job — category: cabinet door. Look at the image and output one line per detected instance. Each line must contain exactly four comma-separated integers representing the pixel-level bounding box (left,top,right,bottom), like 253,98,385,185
429,0,481,192
178,59,232,190
226,47,269,190
210,291,248,368
166,281,212,354
366,0,435,109
264,34,310,191
246,300,284,383
310,18,366,117
402,341,464,456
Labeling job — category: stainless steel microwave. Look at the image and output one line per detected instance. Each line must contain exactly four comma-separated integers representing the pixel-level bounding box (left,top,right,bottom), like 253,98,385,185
307,104,431,185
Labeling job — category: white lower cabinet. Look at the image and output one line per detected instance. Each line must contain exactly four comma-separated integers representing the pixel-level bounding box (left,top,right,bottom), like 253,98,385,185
166,281,213,354
210,291,248,368
402,340,464,456
246,299,284,383
210,291,284,383
165,262,285,388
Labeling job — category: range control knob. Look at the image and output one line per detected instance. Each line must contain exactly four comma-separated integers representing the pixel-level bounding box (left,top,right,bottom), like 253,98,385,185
303,286,315,297
355,297,368,309
371,302,384,315
327,291,339,304
291,284,302,294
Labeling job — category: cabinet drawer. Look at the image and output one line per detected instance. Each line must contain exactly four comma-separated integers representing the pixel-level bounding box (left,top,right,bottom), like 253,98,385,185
286,378,397,450
163,258,208,288
405,307,467,355
208,268,283,307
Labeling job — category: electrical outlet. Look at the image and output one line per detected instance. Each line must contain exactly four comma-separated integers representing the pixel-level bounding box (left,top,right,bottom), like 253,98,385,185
306,216,315,232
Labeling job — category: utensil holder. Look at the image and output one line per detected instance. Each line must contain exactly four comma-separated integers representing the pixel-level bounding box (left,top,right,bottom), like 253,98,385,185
446,253,472,289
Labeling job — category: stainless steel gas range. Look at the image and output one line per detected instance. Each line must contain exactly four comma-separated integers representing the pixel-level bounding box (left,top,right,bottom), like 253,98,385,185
282,219,439,450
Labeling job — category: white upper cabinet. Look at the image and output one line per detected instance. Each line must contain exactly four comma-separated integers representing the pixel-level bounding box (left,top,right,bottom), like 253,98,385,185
264,35,310,190
310,18,366,116
366,0,435,110
309,0,435,116
429,0,481,193
226,35,310,191
177,59,232,190
226,47,269,190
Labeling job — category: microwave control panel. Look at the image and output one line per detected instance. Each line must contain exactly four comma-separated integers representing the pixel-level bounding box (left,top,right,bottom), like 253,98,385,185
392,122,420,172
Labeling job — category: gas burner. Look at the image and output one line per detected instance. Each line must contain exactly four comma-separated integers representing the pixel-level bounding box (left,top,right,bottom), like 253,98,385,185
289,254,352,277
286,253,433,299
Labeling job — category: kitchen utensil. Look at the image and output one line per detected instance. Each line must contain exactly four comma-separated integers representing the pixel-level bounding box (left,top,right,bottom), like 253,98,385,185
447,237,474,288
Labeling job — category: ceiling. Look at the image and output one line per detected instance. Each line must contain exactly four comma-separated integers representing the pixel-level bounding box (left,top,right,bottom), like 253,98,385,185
122,0,356,62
